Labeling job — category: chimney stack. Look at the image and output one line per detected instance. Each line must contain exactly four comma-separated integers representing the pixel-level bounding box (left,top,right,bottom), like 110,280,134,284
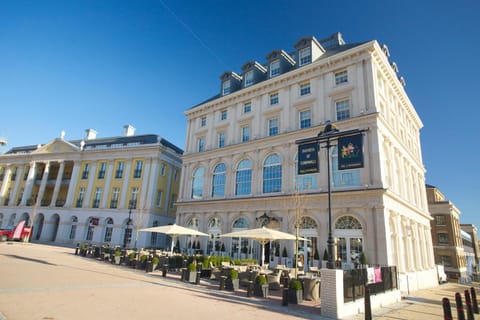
123,125,136,137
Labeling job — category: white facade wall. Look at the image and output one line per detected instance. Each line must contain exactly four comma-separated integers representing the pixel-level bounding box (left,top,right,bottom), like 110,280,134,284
178,36,437,291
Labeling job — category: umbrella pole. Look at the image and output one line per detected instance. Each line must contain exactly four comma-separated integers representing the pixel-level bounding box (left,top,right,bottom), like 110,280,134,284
170,236,176,255
261,241,266,267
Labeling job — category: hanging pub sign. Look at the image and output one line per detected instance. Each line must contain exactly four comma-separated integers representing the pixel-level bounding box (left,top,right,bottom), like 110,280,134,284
298,142,319,174
338,134,364,170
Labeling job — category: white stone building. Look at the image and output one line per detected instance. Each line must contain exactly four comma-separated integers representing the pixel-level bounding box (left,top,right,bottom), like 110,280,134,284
176,32,437,291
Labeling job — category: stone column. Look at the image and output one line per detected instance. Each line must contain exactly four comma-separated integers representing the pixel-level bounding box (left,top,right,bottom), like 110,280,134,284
50,161,65,207
320,269,344,319
0,165,12,204
83,162,97,209
65,161,81,207
100,160,114,208
144,158,159,211
11,166,24,206
21,162,36,206
36,161,50,207
120,159,132,208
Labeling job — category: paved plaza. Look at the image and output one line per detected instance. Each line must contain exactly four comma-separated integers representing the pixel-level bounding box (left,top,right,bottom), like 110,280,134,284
0,242,478,319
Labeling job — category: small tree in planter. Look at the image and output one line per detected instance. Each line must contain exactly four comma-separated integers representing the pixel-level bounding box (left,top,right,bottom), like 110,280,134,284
360,252,367,266
137,254,148,270
225,269,239,291
253,274,269,297
152,256,160,271
288,279,303,304
113,249,122,265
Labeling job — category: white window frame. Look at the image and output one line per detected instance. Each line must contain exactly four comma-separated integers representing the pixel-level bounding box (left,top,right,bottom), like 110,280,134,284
220,110,227,121
300,82,311,96
218,132,226,148
198,137,205,152
201,116,207,127
244,70,254,87
270,59,280,77
335,70,348,85
270,92,279,105
222,80,231,95
243,102,251,113
268,118,279,136
336,99,350,120
299,47,311,66
241,126,250,142
299,110,311,129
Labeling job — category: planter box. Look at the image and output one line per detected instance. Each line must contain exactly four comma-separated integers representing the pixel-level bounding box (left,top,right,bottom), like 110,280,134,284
225,278,239,291
188,271,197,283
288,289,303,304
200,269,212,278
254,284,269,297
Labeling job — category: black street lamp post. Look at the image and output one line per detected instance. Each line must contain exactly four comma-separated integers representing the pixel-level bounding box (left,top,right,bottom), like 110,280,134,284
296,122,366,269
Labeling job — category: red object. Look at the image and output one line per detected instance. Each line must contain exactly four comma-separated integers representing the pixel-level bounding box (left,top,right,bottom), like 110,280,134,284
0,221,33,241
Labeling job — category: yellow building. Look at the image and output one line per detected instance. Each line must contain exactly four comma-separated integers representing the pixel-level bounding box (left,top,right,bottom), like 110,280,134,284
0,125,183,249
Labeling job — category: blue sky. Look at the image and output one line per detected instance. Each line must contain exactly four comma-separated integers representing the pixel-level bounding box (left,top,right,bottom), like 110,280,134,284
1,1,479,227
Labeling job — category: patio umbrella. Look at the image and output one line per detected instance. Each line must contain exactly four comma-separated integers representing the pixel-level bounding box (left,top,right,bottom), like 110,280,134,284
139,224,208,255
219,226,308,266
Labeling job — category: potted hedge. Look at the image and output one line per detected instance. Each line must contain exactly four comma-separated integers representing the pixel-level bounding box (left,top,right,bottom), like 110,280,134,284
188,262,197,283
225,269,239,291
152,256,160,271
253,274,269,297
137,254,148,270
322,249,328,269
113,249,122,265
128,252,137,268
288,279,303,304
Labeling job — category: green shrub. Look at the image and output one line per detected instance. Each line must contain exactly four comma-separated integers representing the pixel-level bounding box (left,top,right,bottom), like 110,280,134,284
140,255,148,262
128,252,136,259
188,262,197,272
152,256,160,265
114,250,122,257
255,275,267,285
228,269,239,279
289,279,302,291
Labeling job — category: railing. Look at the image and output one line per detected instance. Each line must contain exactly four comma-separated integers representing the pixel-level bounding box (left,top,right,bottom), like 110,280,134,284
343,265,398,302
56,200,65,207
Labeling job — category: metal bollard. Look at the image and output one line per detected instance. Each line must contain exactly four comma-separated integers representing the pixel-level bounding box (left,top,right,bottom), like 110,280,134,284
442,297,453,320
465,290,474,320
471,287,479,314
246,281,253,297
195,271,201,285
282,287,288,306
364,286,372,320
75,243,79,255
219,276,226,290
456,292,466,320
162,264,168,278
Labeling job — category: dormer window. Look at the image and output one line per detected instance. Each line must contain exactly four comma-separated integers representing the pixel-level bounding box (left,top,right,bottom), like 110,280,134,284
270,60,280,77
244,70,254,87
299,47,312,66
222,80,231,95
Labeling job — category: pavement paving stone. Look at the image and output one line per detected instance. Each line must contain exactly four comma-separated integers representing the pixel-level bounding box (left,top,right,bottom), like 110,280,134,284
1,242,479,319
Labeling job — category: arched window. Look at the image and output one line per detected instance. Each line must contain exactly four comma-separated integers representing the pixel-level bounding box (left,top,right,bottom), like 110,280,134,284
191,167,204,199
299,216,317,229
332,147,361,187
294,153,319,191
104,218,114,242
235,159,252,195
263,154,282,193
187,217,199,228
233,217,249,229
335,215,363,266
212,163,226,197
335,216,362,229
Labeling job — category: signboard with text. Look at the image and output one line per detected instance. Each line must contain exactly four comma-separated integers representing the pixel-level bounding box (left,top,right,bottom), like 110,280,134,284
298,143,319,174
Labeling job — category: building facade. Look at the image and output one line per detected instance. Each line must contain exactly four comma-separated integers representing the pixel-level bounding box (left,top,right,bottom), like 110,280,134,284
460,224,480,281
426,184,467,280
0,125,183,249
176,32,437,291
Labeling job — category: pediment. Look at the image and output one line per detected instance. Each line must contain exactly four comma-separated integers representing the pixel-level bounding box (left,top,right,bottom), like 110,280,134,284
32,139,80,154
